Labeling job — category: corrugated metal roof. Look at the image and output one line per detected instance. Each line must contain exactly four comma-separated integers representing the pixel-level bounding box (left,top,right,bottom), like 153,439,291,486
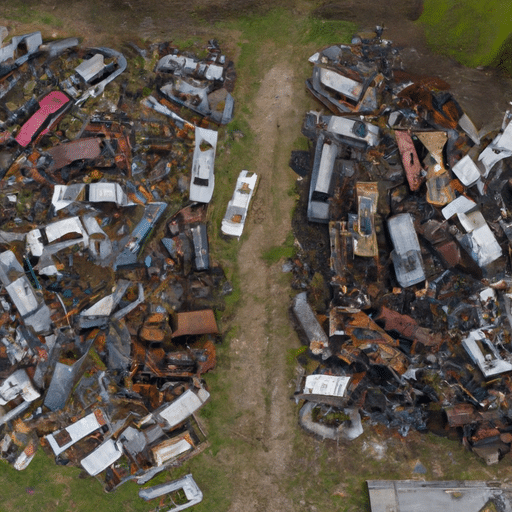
15,91,70,147
151,436,193,466
157,388,210,429
303,375,350,398
46,410,105,456
367,480,512,512
80,439,122,476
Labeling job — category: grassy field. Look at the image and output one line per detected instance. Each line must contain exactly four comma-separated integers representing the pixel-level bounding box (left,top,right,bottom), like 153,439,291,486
420,0,512,70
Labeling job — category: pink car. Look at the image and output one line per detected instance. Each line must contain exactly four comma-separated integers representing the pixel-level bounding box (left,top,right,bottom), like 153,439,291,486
15,91,70,147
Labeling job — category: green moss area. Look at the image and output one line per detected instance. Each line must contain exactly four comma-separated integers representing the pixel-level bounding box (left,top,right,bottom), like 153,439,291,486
419,0,512,70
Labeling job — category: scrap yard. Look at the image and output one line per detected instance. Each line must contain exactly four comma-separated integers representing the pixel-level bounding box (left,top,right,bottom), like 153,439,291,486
2,4,512,511
289,31,512,469
0,29,238,507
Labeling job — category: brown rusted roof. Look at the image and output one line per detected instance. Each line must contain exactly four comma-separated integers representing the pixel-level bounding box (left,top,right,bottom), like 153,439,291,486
172,310,218,338
46,137,102,172
375,306,444,347
395,131,424,192
332,309,397,347
445,403,477,427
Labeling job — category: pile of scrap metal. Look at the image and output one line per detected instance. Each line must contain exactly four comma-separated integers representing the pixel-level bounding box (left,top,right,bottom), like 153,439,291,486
154,39,236,126
0,27,235,498
290,28,512,465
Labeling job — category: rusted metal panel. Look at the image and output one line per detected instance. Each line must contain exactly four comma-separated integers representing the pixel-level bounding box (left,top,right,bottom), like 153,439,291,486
172,310,218,338
319,67,363,101
436,240,461,268
375,307,443,347
445,403,477,427
395,131,423,191
370,344,408,375
334,310,397,347
45,137,102,172
416,131,447,166
426,172,455,206
150,432,195,467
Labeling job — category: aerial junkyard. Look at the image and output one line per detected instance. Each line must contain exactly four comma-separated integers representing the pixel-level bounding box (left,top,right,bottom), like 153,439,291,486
0,27,244,507
3,11,512,512
289,28,512,475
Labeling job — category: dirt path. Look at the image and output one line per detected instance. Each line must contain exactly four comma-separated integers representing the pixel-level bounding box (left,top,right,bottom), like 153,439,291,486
226,62,299,512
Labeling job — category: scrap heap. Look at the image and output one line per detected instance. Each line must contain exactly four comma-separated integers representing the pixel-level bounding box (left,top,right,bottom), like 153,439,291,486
0,28,235,495
290,28,512,465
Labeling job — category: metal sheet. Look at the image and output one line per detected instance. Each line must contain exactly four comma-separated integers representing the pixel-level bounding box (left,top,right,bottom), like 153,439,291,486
303,375,351,398
327,116,380,147
75,53,105,82
388,213,425,287
46,138,101,173
319,68,363,101
395,131,423,191
157,388,210,429
172,310,218,338
80,439,122,476
416,131,447,166
47,410,105,456
139,474,203,510
462,329,512,378
151,437,193,466
15,91,70,147
293,292,330,358
451,154,481,187
367,480,512,512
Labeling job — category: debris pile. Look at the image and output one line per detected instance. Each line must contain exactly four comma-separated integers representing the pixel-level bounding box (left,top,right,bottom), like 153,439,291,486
0,27,237,500
290,28,512,465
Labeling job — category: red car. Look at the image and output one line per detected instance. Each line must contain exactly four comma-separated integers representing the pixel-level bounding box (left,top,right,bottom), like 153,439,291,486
15,91,71,147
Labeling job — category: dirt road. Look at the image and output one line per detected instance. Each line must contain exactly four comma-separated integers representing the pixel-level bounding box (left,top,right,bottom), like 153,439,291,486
225,63,299,512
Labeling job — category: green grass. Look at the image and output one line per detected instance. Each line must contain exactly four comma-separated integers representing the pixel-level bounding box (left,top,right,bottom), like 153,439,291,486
419,0,512,68
293,135,311,151
0,451,156,512
301,17,357,46
3,5,63,27
261,231,297,265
